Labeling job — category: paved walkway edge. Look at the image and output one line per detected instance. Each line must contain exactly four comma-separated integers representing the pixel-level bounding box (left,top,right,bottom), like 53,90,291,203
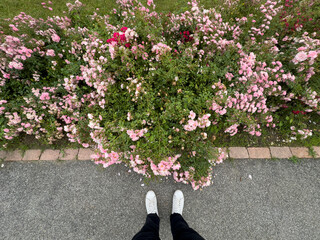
1,146,320,161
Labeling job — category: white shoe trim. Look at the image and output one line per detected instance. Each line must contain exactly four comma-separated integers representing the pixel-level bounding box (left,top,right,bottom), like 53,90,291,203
146,190,158,215
172,190,184,215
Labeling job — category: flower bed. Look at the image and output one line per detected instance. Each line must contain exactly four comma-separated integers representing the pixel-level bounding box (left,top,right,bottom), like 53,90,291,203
0,0,319,189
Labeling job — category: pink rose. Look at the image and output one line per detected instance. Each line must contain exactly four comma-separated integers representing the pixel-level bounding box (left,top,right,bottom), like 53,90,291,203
46,49,55,57
188,110,196,120
109,151,119,161
294,51,307,62
308,51,318,59
40,92,50,100
82,143,89,148
51,34,60,43
9,24,19,32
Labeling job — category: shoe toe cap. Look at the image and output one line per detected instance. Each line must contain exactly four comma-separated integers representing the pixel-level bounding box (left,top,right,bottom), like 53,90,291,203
146,190,156,199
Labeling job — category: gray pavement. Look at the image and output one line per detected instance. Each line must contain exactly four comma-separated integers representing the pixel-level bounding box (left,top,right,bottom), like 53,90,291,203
0,159,319,240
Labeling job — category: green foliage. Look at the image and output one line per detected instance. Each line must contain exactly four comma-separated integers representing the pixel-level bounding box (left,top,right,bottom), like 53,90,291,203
0,0,320,189
288,155,301,164
308,146,317,158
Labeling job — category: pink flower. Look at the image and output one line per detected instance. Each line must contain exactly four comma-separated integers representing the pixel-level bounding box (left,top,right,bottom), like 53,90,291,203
151,162,158,172
109,151,120,161
183,120,198,131
189,110,196,120
172,163,181,170
219,108,227,115
294,51,308,62
151,43,172,60
225,72,234,81
308,51,318,59
46,49,55,57
265,115,273,123
9,24,19,32
39,92,50,100
147,0,153,6
135,156,144,164
3,73,10,79
198,114,211,128
127,112,132,121
8,61,23,70
51,34,60,43
4,128,10,133
225,124,239,136
108,43,116,59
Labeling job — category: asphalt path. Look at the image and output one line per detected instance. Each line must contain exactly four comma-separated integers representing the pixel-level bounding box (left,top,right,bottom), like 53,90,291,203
0,159,319,240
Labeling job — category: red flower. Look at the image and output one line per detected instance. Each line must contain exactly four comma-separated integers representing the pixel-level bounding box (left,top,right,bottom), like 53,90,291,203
120,34,126,42
125,43,131,48
107,38,116,43
113,32,120,38
121,27,128,32
292,110,307,115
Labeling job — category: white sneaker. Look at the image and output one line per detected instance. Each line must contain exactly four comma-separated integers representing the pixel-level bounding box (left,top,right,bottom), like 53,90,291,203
145,190,158,215
172,190,184,215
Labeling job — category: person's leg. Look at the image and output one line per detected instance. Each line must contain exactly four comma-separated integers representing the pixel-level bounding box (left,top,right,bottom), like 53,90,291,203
170,190,205,240
170,213,205,240
132,213,161,240
132,190,160,240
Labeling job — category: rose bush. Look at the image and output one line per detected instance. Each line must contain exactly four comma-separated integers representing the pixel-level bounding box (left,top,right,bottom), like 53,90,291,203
0,0,319,189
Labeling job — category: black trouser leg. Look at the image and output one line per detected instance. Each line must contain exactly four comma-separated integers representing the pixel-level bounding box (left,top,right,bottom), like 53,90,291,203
132,214,161,240
170,213,205,240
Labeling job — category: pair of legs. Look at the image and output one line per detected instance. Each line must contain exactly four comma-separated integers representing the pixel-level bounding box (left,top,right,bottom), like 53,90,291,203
132,190,205,240
132,213,205,240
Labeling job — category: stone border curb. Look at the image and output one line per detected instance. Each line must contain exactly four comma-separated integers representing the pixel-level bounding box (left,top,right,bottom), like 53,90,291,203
0,147,319,161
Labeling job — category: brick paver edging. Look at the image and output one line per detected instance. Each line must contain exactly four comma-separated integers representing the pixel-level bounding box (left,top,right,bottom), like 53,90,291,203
1,146,320,161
